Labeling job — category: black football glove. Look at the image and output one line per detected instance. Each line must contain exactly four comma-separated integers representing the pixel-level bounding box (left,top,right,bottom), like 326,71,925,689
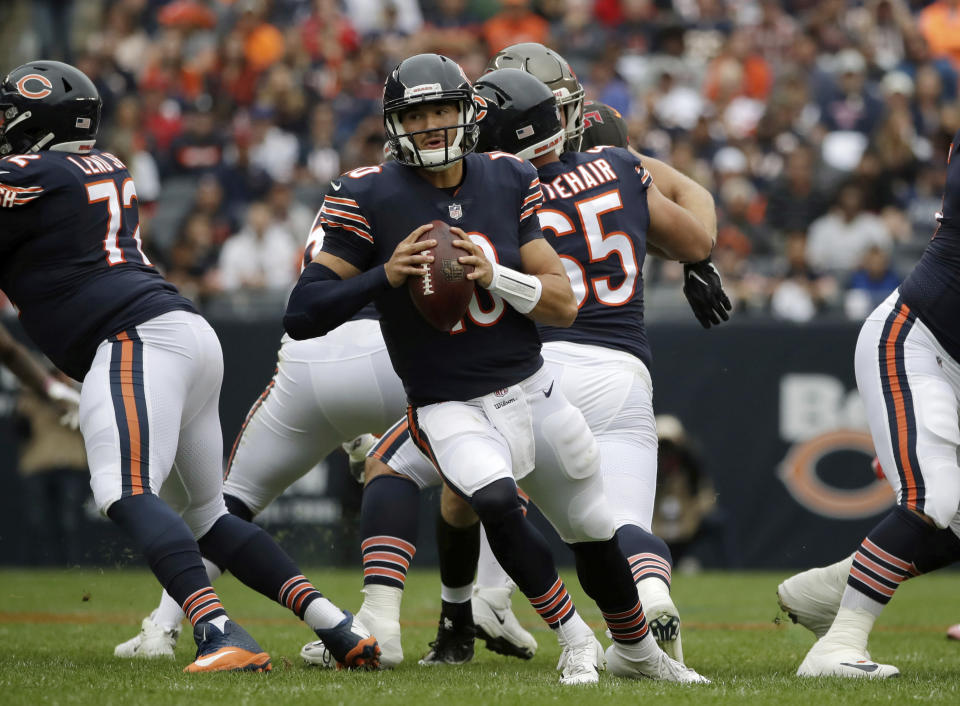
682,258,732,328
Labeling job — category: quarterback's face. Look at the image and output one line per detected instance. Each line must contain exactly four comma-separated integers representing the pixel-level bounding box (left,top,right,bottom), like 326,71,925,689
399,101,459,150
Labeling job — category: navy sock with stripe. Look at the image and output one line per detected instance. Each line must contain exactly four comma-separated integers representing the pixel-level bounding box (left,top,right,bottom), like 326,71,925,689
615,524,672,588
197,513,328,621
571,536,650,643
471,479,577,628
845,506,934,613
108,494,227,626
360,475,419,589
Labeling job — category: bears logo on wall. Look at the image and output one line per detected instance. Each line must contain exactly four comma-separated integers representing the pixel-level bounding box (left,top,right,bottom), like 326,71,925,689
778,429,894,519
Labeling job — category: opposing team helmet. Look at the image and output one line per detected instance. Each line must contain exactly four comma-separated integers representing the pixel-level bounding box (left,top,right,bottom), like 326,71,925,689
487,43,585,152
383,53,478,171
0,60,101,155
474,69,564,161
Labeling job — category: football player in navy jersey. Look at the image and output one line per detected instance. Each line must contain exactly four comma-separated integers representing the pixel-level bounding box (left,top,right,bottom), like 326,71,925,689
0,61,380,672
487,43,731,330
342,67,715,677
114,218,416,661
427,43,721,665
776,131,960,678
284,52,708,685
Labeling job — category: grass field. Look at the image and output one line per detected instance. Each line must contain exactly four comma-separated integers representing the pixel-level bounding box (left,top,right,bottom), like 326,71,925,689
3,567,959,705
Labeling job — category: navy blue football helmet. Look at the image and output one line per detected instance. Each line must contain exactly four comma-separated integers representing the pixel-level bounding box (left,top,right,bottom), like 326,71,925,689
473,69,564,160
0,60,101,155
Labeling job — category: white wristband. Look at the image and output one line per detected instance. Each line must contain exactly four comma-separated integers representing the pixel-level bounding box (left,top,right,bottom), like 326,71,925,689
484,261,542,314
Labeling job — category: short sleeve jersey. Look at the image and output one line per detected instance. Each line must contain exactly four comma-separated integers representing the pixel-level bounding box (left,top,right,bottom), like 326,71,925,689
535,146,653,367
0,149,196,379
318,152,545,405
900,128,960,361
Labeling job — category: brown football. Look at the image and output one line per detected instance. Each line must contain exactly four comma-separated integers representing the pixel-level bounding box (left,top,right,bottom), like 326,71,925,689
407,220,475,331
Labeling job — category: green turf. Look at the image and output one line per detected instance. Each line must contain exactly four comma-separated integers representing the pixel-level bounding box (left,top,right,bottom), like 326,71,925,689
2,567,959,705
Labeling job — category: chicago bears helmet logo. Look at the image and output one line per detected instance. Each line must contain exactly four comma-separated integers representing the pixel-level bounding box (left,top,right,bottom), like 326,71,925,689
15,74,53,99
473,94,488,122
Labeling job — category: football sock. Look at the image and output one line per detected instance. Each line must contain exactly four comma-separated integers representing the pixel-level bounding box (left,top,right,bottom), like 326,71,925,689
361,475,419,590
223,492,255,522
616,524,672,589
820,606,877,654
182,586,228,628
912,526,960,574
842,506,931,615
440,599,474,628
436,512,479,602
571,536,649,644
359,583,403,623
197,513,335,625
476,526,512,589
153,558,223,631
471,478,580,630
108,495,228,626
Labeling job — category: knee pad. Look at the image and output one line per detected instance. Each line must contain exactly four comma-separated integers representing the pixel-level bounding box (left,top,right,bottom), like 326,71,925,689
561,486,615,543
471,478,522,526
541,405,598,481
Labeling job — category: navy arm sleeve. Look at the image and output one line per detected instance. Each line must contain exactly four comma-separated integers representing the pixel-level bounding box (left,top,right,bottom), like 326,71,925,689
283,262,390,340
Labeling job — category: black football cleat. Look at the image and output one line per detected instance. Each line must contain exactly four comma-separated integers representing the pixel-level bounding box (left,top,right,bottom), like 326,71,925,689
418,617,476,666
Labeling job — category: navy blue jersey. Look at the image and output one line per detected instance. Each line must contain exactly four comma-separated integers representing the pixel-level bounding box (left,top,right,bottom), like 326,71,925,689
900,130,960,361
535,147,653,367
0,149,196,380
301,206,377,322
319,152,545,405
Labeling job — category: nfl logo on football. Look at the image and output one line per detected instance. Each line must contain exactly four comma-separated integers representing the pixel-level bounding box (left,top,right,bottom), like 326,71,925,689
448,203,462,220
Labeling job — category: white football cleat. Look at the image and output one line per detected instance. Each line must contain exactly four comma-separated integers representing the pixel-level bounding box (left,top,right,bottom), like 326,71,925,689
605,643,710,684
472,585,537,660
557,637,605,685
301,608,401,668
797,640,899,679
636,577,683,663
777,555,853,639
114,610,180,658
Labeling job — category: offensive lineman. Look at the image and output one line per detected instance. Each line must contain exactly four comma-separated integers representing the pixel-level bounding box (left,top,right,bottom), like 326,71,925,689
779,130,960,677
283,52,709,685
0,61,378,672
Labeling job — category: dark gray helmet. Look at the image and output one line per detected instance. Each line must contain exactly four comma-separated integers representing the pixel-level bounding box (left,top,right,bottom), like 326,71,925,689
487,43,584,152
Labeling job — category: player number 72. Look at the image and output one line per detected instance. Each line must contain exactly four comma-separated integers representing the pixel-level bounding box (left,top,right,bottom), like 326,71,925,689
86,178,151,267
537,189,638,307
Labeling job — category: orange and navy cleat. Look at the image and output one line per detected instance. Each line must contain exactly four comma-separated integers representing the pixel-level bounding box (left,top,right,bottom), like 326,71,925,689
312,611,381,670
183,620,272,673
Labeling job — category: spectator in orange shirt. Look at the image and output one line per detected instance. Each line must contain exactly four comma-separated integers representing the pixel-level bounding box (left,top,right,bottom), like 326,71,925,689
919,0,960,69
239,2,285,72
482,0,549,55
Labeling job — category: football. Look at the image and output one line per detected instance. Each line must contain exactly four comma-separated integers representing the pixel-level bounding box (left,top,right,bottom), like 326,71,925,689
407,220,475,331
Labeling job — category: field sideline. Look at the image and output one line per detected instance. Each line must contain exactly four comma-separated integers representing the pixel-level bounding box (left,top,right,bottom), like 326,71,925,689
3,567,959,705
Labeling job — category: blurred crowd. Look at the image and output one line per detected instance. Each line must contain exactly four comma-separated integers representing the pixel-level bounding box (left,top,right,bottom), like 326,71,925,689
4,0,960,322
